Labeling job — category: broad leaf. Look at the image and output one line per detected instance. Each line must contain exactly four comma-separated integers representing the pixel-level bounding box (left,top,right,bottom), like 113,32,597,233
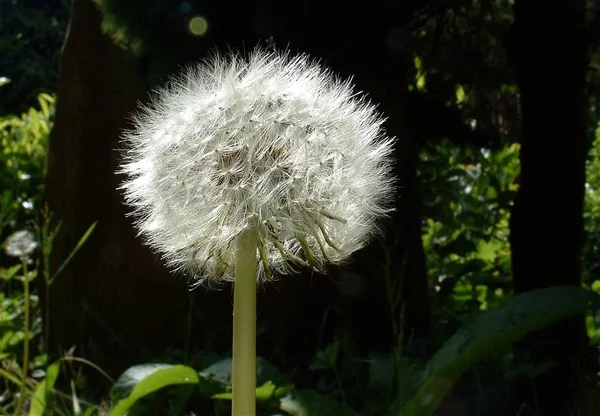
403,286,599,415
202,357,294,401
199,356,289,390
109,364,199,415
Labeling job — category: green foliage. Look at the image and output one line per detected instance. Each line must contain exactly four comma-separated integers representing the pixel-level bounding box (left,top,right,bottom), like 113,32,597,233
28,361,60,416
409,0,516,146
110,364,200,415
0,1,68,114
0,93,97,413
583,124,600,284
97,286,599,416
583,124,600,345
419,139,520,325
0,217,97,414
0,92,54,231
403,286,600,415
95,0,224,87
108,357,355,416
95,0,175,54
0,258,41,374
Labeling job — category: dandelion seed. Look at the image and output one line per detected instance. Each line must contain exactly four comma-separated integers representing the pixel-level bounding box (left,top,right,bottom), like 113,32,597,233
118,48,396,284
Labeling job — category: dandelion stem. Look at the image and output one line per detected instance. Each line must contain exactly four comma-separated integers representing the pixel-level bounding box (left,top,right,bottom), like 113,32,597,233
232,227,258,416
15,259,30,416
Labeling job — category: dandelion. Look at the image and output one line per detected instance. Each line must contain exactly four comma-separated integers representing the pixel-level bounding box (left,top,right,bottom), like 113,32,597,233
4,229,37,415
4,229,37,259
118,48,396,416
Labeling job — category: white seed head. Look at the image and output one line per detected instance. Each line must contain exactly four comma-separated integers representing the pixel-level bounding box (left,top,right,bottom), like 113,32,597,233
4,230,37,259
118,49,396,285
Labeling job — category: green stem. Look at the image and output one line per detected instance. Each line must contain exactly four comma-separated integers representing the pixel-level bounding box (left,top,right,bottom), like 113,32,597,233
232,227,258,416
40,212,52,354
14,260,31,416
44,281,50,354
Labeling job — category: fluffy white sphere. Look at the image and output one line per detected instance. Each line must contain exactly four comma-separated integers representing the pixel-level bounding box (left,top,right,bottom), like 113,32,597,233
4,230,37,259
119,49,396,284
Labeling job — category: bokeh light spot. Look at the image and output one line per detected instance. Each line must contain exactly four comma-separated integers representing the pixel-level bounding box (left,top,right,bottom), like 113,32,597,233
189,16,208,36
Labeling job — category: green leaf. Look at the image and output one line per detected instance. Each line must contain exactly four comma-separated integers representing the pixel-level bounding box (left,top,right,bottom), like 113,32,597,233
0,367,21,387
403,286,600,416
256,356,289,387
255,380,277,401
0,264,22,281
214,380,295,402
197,359,231,398
82,408,97,416
365,353,396,407
438,234,477,257
199,356,289,389
455,85,467,104
279,390,360,416
37,94,54,119
29,361,61,416
310,340,340,371
109,364,199,416
200,357,293,402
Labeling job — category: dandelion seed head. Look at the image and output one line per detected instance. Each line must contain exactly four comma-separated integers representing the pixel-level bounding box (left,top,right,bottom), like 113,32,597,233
4,230,37,259
119,49,396,284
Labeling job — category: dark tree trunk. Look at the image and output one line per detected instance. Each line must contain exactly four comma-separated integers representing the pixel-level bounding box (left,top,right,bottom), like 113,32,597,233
257,1,430,357
508,0,589,413
43,0,233,374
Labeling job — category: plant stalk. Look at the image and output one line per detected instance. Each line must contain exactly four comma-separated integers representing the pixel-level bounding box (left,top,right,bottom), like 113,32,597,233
232,227,258,416
14,260,30,416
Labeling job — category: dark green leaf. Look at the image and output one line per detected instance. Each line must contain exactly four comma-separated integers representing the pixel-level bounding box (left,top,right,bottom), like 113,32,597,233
403,286,600,416
199,356,289,389
437,234,477,257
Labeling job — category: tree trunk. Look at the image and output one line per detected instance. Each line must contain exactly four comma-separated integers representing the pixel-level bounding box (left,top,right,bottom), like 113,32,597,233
508,0,589,413
43,0,232,374
257,1,430,358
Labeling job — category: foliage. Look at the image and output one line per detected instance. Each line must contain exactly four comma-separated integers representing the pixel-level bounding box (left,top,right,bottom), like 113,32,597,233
0,0,68,114
583,124,600,285
408,0,522,338
583,124,600,345
0,92,54,233
17,285,591,415
408,0,517,149
0,92,53,414
0,94,100,414
419,139,519,328
403,286,599,415
95,0,224,87
0,219,97,414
